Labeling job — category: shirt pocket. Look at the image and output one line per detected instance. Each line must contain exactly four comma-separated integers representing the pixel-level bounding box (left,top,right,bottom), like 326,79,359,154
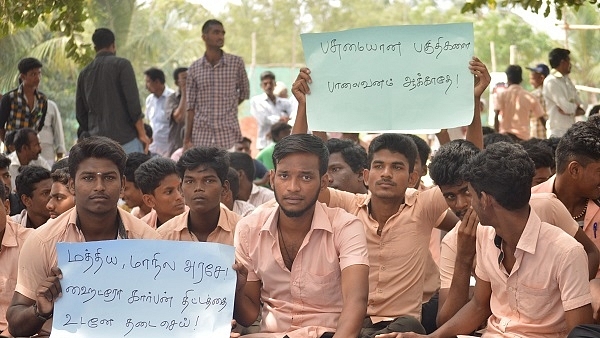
0,276,17,314
385,229,422,262
517,284,554,321
303,269,342,308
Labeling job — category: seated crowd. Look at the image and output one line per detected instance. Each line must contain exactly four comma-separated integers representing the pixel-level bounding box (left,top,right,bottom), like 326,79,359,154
1,56,600,338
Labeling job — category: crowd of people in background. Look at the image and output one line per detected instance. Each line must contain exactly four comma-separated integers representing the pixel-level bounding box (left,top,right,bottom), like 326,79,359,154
0,17,599,338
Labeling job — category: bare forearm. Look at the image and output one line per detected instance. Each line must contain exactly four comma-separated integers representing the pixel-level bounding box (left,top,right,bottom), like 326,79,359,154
173,106,185,123
466,96,483,149
436,129,451,146
7,304,46,336
233,291,260,327
134,118,146,138
433,298,490,338
437,261,474,326
184,110,195,141
291,100,308,135
333,296,367,338
173,93,187,123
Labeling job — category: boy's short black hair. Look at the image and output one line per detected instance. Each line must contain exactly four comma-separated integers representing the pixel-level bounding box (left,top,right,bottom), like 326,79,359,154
18,57,43,75
368,134,417,172
134,157,179,195
16,165,51,199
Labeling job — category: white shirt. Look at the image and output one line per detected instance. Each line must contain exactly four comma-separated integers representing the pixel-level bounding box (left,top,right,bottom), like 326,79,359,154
11,209,28,227
8,151,51,192
543,69,585,137
248,184,275,207
233,199,255,217
38,100,66,166
146,87,175,157
250,93,292,149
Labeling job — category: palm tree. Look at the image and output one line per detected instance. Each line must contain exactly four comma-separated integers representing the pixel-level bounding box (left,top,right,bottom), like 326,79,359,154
0,0,211,146
563,3,600,105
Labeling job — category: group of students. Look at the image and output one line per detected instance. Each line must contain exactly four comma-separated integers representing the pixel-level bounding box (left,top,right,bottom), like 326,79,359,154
0,56,599,338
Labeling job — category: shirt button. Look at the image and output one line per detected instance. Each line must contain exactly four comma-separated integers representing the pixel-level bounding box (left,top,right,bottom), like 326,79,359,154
381,266,386,271
293,281,297,286
377,288,383,293
508,287,513,291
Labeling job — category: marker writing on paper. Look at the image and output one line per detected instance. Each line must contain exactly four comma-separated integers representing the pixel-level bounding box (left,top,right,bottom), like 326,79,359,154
129,252,176,280
320,39,402,60
66,247,118,274
413,37,471,59
123,317,193,336
62,314,115,328
327,78,394,93
183,260,229,284
403,73,457,94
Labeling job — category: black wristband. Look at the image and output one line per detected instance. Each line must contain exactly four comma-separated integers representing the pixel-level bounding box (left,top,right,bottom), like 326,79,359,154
33,302,53,321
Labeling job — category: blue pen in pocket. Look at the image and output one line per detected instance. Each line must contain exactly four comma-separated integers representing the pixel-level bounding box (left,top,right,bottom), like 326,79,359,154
594,222,598,239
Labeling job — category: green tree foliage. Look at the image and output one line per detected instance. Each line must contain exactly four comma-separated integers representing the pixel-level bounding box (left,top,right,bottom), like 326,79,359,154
462,0,599,19
0,0,211,147
472,11,556,70
561,3,600,102
1,0,597,147
224,0,306,66
0,0,90,64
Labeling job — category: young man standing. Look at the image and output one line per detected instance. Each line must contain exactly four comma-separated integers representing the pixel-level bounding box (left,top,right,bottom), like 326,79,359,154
6,136,159,337
250,71,292,150
526,63,550,139
144,67,174,157
165,67,188,156
493,65,544,141
543,48,586,138
233,134,369,337
76,28,150,153
185,19,250,150
0,58,48,142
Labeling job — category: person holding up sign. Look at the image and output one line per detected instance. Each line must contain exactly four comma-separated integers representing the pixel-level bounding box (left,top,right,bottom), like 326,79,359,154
6,136,159,338
233,134,370,338
290,57,490,337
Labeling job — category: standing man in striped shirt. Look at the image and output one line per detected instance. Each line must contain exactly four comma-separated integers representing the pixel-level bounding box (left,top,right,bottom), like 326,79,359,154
184,19,250,150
